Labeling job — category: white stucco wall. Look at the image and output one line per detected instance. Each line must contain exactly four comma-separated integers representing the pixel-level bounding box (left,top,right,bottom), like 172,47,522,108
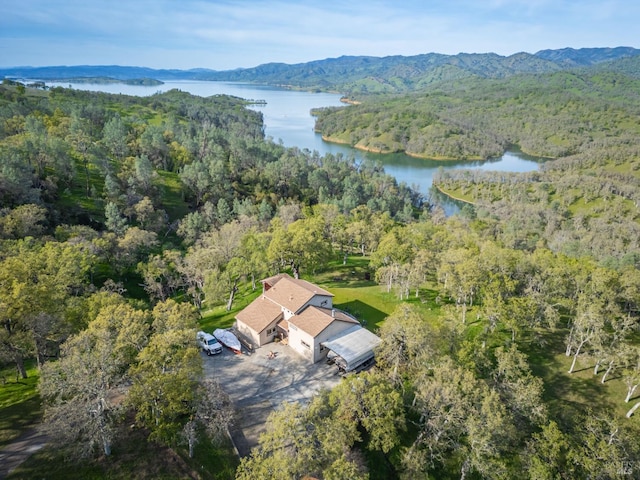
312,320,356,363
236,322,260,348
236,319,280,348
259,322,279,346
288,322,315,361
305,295,333,310
288,319,357,363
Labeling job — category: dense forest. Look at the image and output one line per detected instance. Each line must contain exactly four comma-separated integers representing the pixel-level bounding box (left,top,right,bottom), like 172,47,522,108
313,65,640,160
1,64,640,480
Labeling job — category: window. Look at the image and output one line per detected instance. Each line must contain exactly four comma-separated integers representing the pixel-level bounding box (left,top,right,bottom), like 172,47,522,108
301,340,310,349
266,327,275,335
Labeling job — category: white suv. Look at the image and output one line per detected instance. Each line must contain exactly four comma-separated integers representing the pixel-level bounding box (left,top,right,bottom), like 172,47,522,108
197,331,223,355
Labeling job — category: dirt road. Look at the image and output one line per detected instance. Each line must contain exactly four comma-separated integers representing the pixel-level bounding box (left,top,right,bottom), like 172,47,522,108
0,428,48,479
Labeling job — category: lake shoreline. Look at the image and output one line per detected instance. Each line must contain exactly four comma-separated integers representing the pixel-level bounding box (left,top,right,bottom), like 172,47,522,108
44,80,542,215
319,132,554,163
432,185,477,205
321,134,487,161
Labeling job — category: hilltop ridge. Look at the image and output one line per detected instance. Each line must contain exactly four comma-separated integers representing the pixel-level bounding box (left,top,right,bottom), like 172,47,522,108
2,46,639,94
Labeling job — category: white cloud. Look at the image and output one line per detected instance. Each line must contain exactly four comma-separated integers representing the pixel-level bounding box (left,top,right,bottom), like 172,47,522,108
1,0,638,68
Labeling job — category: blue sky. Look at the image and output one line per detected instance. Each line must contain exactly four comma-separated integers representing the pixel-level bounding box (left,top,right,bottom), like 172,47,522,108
2,0,639,69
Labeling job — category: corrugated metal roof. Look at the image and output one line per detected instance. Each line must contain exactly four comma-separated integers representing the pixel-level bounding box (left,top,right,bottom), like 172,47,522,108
321,326,381,370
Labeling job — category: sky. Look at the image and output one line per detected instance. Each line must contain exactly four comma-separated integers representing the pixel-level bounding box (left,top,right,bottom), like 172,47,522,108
2,0,639,70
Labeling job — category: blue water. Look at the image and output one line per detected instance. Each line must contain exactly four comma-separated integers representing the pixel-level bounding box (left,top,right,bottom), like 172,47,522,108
46,80,542,209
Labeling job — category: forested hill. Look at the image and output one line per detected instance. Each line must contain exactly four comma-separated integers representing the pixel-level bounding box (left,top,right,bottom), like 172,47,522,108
2,46,639,94
197,46,640,93
313,65,640,159
3,72,640,478
535,46,640,66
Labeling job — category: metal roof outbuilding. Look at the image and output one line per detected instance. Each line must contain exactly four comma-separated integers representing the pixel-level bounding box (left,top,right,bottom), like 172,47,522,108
321,325,381,373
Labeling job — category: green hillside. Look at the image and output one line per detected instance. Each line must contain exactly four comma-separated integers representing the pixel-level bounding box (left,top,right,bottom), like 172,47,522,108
3,46,639,95
2,64,640,480
314,68,640,159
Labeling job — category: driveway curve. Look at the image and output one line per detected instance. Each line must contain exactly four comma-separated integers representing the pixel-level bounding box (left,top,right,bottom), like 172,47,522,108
203,341,341,457
0,427,48,479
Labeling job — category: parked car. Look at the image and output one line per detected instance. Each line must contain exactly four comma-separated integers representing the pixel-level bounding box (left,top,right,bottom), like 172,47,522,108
197,331,223,355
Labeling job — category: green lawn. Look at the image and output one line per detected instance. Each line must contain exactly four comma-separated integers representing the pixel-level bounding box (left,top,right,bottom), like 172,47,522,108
332,285,395,331
200,255,446,335
199,286,262,333
201,256,395,334
156,170,191,221
200,256,443,337
0,360,42,448
523,328,634,421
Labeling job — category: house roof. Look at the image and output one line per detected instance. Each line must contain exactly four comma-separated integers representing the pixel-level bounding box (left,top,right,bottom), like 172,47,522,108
289,306,359,338
261,273,289,289
235,296,283,333
263,275,333,313
277,318,289,330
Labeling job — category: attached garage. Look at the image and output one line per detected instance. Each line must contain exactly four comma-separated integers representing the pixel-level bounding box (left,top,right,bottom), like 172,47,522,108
321,325,382,373
288,306,359,363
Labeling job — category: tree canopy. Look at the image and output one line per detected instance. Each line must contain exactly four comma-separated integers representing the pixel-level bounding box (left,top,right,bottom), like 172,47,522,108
2,74,640,479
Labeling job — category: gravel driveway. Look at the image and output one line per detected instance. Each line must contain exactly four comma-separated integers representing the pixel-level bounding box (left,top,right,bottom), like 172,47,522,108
203,341,341,457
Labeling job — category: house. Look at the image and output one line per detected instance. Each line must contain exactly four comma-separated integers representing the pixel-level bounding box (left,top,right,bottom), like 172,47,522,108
235,274,362,363
287,305,359,363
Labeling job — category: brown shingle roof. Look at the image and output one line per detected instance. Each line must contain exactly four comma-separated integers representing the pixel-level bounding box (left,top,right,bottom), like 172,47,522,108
277,318,289,330
261,273,288,289
235,296,283,333
289,306,359,338
264,275,333,313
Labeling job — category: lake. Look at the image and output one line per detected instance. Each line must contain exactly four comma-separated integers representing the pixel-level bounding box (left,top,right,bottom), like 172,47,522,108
46,80,542,211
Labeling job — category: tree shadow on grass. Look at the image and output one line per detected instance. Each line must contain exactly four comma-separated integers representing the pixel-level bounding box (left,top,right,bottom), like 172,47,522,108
0,396,42,448
523,328,615,424
571,366,592,374
335,300,388,331
338,279,378,289
601,372,623,383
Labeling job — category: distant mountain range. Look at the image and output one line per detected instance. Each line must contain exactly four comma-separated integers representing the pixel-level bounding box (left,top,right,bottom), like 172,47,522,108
0,65,205,81
3,47,639,94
